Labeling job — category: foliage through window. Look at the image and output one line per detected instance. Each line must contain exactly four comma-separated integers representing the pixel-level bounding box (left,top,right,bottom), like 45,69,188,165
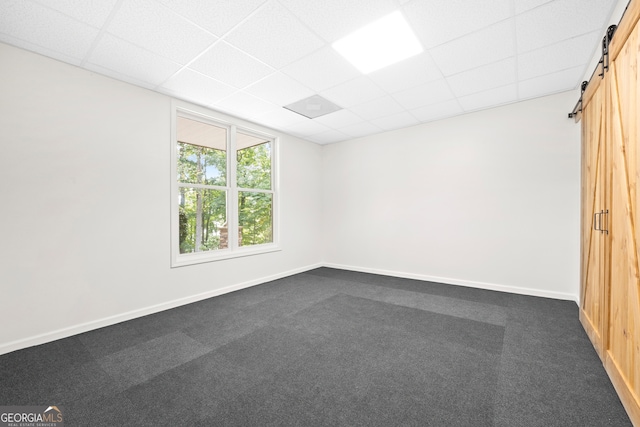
237,132,273,247
172,109,277,266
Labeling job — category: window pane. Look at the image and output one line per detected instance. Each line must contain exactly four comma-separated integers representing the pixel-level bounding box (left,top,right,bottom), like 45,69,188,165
179,187,227,253
238,191,273,247
237,133,271,190
177,117,227,186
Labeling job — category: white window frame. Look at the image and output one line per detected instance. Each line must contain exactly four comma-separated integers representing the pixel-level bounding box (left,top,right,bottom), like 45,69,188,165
171,101,280,267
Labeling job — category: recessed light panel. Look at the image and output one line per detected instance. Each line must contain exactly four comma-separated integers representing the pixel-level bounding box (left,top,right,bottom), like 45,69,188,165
332,11,423,74
284,95,343,119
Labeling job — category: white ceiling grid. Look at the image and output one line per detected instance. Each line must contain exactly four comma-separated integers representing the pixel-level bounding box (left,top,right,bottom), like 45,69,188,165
0,0,618,144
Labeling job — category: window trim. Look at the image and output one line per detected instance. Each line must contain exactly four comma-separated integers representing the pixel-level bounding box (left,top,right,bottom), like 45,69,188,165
170,100,280,268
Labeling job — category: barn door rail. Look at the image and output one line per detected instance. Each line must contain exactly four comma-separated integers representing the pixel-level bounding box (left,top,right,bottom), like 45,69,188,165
567,0,633,120
569,24,618,119
568,0,636,119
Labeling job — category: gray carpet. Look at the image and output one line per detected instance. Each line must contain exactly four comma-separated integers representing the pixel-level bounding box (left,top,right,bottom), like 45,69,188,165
0,268,632,426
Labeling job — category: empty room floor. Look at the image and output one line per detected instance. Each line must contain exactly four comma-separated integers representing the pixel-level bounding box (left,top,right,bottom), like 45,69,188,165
0,268,631,426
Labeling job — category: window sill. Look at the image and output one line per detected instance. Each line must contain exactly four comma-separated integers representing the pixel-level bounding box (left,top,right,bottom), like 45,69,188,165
171,244,281,268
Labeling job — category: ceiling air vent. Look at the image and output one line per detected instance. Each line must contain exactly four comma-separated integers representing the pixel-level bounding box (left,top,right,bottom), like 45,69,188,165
284,95,342,119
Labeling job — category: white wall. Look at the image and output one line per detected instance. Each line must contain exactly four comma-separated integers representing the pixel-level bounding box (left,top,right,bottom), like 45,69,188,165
0,40,584,354
0,43,323,354
322,91,581,300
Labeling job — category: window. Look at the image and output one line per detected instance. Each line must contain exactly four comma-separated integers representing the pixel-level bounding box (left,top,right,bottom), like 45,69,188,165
171,103,278,267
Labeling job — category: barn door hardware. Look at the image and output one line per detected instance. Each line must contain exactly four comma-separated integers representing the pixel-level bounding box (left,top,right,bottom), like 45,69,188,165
567,1,629,119
601,209,609,235
598,25,618,78
594,210,609,234
568,81,589,119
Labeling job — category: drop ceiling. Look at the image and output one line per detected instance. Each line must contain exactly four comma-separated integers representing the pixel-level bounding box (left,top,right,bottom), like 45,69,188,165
0,0,618,144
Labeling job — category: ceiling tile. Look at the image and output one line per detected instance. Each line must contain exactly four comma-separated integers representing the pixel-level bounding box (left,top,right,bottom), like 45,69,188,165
447,57,517,97
517,31,600,81
189,41,273,89
368,53,444,94
0,0,616,143
243,72,315,106
308,130,349,144
349,96,405,120
278,0,397,42
374,112,420,131
282,46,360,92
33,0,119,28
224,1,325,68
518,66,583,99
514,0,553,15
430,20,516,76
516,0,616,53
155,0,265,37
214,91,277,118
313,109,366,128
87,34,182,86
106,0,216,65
0,0,99,60
338,121,382,138
403,0,512,48
458,84,517,111
160,68,237,106
392,79,454,110
253,107,308,129
410,99,462,122
283,120,332,138
320,77,386,108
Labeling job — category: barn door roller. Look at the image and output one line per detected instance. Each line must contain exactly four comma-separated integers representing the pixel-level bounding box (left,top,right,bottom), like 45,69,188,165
568,81,589,119
598,25,617,78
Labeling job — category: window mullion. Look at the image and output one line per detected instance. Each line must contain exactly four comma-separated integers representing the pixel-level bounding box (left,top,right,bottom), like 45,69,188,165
177,183,227,191
171,108,179,266
236,187,274,194
228,125,238,250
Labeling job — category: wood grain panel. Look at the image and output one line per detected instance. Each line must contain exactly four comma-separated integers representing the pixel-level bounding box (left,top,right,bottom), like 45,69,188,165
580,84,607,358
610,0,640,63
607,355,640,425
582,70,604,113
607,22,640,425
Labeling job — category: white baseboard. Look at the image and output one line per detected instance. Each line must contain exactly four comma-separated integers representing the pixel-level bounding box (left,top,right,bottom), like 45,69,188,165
323,262,579,302
1,261,579,355
0,263,322,356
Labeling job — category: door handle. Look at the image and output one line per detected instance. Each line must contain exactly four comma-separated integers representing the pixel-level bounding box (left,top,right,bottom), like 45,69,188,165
602,209,609,234
594,212,601,231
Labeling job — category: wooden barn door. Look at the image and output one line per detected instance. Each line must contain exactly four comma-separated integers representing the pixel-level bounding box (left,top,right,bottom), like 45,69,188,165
607,22,640,422
579,4,640,423
580,82,609,359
